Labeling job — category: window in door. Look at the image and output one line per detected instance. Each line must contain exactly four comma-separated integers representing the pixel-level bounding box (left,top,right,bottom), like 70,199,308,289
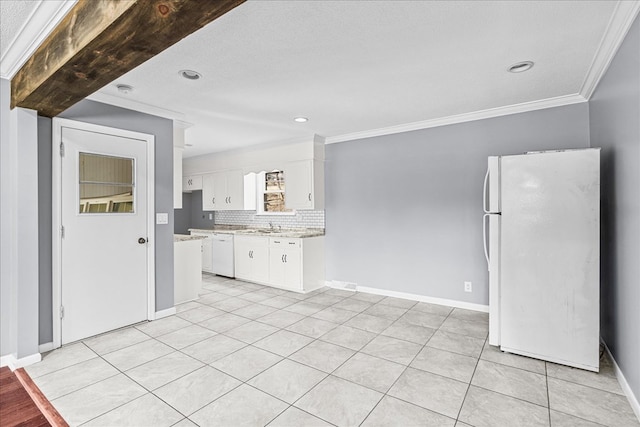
79,152,135,214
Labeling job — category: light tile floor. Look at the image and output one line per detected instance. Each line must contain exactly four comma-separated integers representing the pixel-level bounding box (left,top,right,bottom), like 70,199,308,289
26,274,639,427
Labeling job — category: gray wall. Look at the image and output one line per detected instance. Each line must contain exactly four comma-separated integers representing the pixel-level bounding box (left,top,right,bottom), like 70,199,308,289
589,14,640,403
0,78,12,356
1,78,41,359
325,103,591,305
174,192,195,234
188,190,217,230
38,117,53,344
35,100,174,344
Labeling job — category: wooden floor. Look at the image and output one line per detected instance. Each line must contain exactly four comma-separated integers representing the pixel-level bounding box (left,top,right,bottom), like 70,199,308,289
0,367,51,427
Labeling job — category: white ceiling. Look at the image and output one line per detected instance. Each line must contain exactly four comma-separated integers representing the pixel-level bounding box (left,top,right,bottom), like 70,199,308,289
0,1,39,57
2,1,637,157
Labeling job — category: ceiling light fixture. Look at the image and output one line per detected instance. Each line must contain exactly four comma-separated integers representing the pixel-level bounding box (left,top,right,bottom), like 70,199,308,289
293,117,308,123
116,84,133,94
508,61,534,73
179,69,202,80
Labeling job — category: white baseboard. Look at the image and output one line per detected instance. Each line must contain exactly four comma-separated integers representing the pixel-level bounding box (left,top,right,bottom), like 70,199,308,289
0,354,13,368
325,280,357,291
0,352,42,370
602,340,640,421
38,342,55,353
154,307,176,320
355,285,489,313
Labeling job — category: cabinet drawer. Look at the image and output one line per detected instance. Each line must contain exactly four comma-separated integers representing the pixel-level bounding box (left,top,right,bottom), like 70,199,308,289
269,237,300,248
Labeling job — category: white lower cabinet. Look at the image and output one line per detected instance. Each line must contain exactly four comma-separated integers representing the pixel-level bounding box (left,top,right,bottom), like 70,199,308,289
269,238,302,290
234,235,269,283
190,232,213,273
234,235,324,293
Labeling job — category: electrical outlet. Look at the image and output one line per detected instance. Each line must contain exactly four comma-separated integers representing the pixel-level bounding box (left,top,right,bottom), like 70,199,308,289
209,213,213,220
464,281,473,292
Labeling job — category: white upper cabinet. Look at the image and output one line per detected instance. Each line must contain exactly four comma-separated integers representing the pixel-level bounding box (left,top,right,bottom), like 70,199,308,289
182,175,203,192
202,169,244,211
285,160,324,210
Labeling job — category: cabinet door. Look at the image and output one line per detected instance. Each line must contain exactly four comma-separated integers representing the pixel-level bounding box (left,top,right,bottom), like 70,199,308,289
212,172,227,210
225,169,244,210
234,238,253,281
285,160,313,210
283,249,302,289
201,236,213,272
182,176,193,192
269,250,286,286
251,238,270,283
202,174,216,210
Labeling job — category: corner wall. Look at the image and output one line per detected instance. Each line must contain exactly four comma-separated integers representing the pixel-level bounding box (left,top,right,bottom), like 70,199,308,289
589,13,640,407
325,103,591,305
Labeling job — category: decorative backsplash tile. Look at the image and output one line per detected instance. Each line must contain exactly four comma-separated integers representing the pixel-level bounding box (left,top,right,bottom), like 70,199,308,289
214,210,325,229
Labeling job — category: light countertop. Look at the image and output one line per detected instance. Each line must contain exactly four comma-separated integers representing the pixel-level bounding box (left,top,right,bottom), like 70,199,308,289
188,227,325,239
174,234,209,242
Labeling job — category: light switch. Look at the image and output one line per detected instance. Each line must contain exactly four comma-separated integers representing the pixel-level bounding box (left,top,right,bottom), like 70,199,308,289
156,213,169,224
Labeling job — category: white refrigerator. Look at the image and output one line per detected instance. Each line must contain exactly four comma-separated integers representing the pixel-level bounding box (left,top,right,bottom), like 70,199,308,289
483,148,600,372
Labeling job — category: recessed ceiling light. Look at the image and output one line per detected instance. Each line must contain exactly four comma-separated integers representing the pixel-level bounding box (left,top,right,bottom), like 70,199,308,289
294,117,308,123
508,61,534,73
179,70,202,80
116,84,133,94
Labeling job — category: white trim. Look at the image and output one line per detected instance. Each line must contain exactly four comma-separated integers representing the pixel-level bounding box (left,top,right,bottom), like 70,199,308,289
325,94,586,144
0,353,42,370
51,118,156,349
602,340,640,421
38,342,55,353
579,1,640,100
0,0,77,79
154,307,177,320
86,92,187,122
337,283,489,313
0,355,13,368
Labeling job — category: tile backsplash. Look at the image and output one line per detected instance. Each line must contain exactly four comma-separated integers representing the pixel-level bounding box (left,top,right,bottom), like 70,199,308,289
215,210,325,229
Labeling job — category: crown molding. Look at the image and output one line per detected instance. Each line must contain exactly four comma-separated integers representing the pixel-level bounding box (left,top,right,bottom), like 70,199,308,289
579,0,640,100
86,92,187,122
325,94,587,145
0,0,77,80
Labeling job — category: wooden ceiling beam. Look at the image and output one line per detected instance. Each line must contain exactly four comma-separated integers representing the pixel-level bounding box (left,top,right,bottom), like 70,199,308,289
11,0,245,117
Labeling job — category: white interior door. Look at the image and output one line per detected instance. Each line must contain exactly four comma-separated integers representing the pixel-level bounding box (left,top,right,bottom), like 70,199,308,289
60,125,150,345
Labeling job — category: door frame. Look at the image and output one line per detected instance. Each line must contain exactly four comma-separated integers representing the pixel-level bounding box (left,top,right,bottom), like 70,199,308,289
51,118,156,349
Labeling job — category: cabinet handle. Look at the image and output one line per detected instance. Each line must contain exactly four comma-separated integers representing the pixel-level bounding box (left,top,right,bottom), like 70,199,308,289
308,193,311,201
281,254,285,263
274,240,280,244
288,242,296,245
228,196,231,204
212,197,215,204
284,254,287,263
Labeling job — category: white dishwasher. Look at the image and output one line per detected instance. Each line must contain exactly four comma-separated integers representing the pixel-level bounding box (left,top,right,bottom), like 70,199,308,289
212,233,235,278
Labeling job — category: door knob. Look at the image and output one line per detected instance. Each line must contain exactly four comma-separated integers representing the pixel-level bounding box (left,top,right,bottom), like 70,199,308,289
138,237,147,244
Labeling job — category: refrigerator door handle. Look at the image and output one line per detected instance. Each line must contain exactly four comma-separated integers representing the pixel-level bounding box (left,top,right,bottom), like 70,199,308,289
483,213,490,270
483,166,490,213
